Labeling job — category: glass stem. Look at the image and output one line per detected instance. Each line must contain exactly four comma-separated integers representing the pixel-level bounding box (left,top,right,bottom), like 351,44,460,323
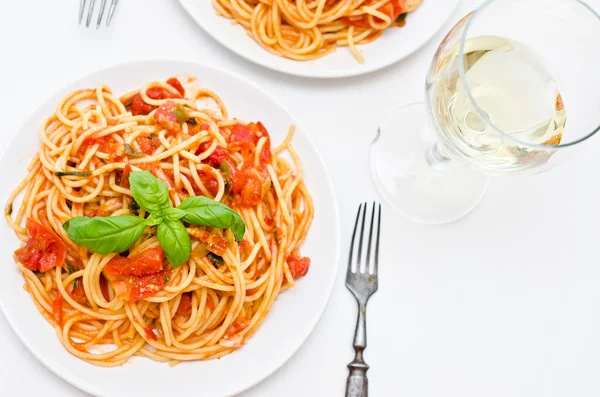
425,143,451,171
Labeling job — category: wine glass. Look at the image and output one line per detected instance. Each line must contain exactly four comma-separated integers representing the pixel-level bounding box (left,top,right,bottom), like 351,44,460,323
370,0,600,224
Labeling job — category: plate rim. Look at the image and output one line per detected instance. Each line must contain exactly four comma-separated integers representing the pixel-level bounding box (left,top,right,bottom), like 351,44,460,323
177,0,461,79
0,59,342,397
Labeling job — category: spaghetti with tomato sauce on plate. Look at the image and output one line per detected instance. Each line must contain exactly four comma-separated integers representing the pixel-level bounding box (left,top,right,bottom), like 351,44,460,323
212,0,424,63
5,75,314,366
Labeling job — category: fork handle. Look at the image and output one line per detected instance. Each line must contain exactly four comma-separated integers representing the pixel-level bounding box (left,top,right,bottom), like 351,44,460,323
346,302,369,397
346,360,368,397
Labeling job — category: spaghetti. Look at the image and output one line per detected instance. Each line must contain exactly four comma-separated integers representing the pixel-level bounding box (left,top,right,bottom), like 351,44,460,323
5,75,314,366
212,0,424,63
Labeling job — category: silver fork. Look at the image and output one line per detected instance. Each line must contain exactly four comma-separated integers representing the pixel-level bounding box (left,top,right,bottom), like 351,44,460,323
79,0,119,29
345,202,381,397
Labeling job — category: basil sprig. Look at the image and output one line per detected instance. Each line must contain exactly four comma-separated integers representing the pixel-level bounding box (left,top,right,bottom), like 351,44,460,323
63,170,245,267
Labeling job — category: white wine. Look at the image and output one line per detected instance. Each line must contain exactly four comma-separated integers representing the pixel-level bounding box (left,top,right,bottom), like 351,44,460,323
428,35,566,173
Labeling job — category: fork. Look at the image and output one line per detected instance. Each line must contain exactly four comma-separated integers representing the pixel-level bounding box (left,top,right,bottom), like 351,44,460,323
345,202,381,397
79,0,119,29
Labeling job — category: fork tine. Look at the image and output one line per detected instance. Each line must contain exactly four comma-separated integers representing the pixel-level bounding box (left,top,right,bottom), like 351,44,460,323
85,0,96,27
106,0,119,27
374,203,381,275
365,202,376,273
356,202,367,272
96,0,108,29
348,203,364,274
79,0,87,24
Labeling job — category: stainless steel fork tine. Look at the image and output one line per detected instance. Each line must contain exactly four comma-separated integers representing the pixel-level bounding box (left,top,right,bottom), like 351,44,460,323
365,202,376,272
96,0,108,29
374,204,381,274
79,0,87,24
356,202,367,271
85,0,96,27
106,0,119,27
348,203,364,274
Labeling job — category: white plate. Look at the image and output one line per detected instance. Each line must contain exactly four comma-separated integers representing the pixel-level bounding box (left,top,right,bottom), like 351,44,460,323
0,60,341,397
178,0,460,79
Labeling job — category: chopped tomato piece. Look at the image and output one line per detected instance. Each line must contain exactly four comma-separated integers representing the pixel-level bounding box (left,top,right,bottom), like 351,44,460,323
167,77,185,96
128,87,182,115
287,255,310,280
229,123,255,153
53,292,64,328
82,135,123,161
196,169,219,197
197,142,231,167
264,216,274,227
104,248,165,277
149,87,181,100
208,146,230,166
224,160,248,194
135,134,160,155
154,100,182,135
129,94,155,116
198,232,228,256
239,240,252,258
342,0,406,27
176,292,193,316
119,164,132,188
71,279,86,304
225,315,248,337
15,219,67,272
104,269,169,302
130,270,169,301
237,170,263,207
144,327,158,341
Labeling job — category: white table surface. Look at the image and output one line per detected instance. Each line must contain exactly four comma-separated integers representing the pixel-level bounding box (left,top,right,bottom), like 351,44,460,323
3,1,600,396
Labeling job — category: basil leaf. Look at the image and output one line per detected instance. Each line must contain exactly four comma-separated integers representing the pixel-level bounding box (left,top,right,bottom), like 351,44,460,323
63,216,146,254
177,196,245,243
144,212,163,226
157,220,191,267
129,171,171,214
164,208,187,221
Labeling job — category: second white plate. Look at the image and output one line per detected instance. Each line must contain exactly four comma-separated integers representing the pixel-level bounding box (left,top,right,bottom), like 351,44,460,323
178,0,460,79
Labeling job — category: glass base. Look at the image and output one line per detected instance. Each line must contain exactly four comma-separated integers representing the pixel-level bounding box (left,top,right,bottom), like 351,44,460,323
370,103,489,225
